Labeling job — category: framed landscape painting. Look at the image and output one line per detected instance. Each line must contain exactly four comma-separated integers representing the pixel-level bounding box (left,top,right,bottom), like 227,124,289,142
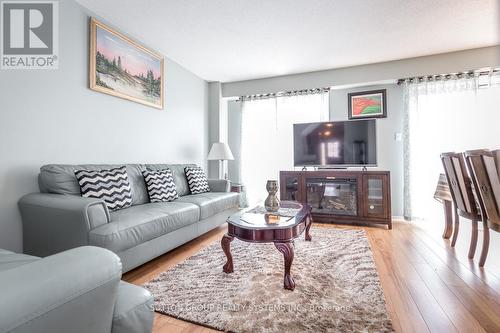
89,18,164,109
348,89,387,119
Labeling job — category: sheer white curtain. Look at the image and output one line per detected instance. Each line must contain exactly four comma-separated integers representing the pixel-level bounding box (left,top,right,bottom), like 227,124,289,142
241,92,329,206
404,73,500,220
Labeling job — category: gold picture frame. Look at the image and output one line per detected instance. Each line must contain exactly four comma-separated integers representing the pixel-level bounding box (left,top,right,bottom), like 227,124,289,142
89,17,164,109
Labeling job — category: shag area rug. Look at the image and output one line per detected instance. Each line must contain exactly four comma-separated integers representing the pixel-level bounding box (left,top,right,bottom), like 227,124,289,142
143,227,394,333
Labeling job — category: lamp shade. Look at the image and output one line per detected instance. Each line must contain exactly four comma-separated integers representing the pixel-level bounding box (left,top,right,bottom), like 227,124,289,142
208,142,234,160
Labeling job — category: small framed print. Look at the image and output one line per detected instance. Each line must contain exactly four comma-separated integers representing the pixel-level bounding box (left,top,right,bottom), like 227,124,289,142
348,89,387,119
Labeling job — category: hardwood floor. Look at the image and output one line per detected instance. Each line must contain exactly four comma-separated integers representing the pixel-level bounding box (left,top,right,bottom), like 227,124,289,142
123,220,500,333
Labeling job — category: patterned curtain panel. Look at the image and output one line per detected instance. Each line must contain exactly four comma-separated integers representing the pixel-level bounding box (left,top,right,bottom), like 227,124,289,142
240,92,329,206
402,72,500,221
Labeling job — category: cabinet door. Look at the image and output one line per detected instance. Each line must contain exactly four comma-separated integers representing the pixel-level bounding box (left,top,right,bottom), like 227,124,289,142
279,173,303,202
362,175,389,219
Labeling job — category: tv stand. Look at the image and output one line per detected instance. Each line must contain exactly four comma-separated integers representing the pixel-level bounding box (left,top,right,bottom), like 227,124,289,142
317,166,348,170
280,170,391,229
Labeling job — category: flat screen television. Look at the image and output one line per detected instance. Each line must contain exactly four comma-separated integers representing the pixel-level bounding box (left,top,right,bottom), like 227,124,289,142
293,119,377,167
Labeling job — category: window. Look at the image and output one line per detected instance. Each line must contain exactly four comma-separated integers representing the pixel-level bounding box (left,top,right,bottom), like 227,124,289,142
241,92,329,205
404,74,500,220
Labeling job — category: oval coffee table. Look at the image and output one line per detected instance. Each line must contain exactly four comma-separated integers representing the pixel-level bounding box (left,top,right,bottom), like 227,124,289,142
221,201,312,291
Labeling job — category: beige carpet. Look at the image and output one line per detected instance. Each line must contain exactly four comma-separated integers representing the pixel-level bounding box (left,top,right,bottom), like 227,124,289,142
143,227,394,333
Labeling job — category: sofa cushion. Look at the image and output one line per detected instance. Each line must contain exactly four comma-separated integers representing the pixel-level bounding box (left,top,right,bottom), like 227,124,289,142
89,202,200,252
184,166,210,194
0,249,39,273
39,164,149,206
142,169,178,203
175,192,239,219
75,166,133,211
145,164,196,197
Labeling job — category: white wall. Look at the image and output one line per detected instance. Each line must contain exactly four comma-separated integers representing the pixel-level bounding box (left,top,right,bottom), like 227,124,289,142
222,46,500,97
223,48,500,218
330,84,404,217
0,0,209,252
227,84,404,217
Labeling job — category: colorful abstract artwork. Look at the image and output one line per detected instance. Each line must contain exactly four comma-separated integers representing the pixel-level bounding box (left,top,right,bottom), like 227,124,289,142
89,18,164,109
348,90,387,119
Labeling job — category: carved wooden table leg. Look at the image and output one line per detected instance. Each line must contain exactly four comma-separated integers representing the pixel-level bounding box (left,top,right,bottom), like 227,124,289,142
221,234,234,273
274,241,295,290
442,200,453,239
305,213,312,241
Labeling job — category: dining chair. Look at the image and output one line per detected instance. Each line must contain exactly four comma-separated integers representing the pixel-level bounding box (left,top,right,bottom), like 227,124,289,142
440,152,482,259
464,149,500,267
433,173,453,239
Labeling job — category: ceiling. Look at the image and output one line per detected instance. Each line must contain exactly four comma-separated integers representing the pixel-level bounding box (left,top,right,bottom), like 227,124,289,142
77,0,500,83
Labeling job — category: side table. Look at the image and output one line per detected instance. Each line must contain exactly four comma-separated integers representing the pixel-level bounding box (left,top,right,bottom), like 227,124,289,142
230,183,244,193
230,183,247,208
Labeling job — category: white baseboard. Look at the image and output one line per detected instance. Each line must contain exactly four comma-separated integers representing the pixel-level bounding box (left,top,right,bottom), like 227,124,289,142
391,216,406,222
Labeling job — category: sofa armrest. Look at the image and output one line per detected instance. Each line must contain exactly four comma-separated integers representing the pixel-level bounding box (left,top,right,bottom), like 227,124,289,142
208,179,230,192
0,246,122,333
112,281,154,333
18,193,110,257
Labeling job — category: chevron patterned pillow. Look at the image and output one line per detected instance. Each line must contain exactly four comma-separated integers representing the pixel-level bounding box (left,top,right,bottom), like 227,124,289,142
143,169,179,203
185,166,210,194
75,166,133,211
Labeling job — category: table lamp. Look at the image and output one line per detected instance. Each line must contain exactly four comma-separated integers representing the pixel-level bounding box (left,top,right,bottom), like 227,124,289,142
208,142,234,179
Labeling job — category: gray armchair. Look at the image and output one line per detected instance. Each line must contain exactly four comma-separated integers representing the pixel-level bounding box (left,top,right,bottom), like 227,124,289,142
0,246,154,333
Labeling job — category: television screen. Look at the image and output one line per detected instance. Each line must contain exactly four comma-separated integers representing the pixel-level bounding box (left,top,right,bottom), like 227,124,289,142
293,119,377,167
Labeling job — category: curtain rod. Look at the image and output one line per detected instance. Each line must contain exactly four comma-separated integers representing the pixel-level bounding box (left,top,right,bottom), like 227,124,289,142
397,67,499,85
238,87,330,101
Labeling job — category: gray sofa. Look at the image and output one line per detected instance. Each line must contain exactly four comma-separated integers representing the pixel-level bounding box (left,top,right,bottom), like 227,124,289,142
0,246,153,333
19,164,240,272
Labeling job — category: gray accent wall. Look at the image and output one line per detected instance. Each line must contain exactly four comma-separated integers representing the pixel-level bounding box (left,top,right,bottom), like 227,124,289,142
330,84,404,217
208,82,222,179
227,101,242,183
0,0,209,252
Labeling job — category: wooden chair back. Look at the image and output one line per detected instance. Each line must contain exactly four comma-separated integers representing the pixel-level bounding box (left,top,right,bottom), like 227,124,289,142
464,149,500,232
440,152,478,217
